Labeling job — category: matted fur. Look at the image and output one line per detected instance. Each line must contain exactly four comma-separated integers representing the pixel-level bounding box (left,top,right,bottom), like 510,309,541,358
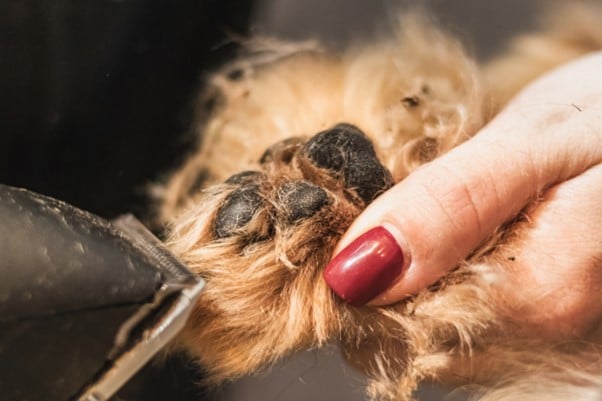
159,5,602,401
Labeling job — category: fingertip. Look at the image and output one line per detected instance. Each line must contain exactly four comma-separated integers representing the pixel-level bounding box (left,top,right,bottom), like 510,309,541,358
323,225,407,306
324,184,431,306
324,218,434,306
366,264,440,306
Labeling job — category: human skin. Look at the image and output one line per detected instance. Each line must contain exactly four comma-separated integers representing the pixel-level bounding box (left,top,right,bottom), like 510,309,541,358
325,52,602,338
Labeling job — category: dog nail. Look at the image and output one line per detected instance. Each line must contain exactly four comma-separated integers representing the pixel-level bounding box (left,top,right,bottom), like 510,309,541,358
323,226,404,305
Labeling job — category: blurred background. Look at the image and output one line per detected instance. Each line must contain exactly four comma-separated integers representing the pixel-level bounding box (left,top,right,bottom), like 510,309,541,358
0,1,542,400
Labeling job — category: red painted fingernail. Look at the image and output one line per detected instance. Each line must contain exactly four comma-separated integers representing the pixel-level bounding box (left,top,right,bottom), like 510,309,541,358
323,226,404,306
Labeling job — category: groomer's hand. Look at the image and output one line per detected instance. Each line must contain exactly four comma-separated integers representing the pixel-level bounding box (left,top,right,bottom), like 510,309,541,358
324,52,602,337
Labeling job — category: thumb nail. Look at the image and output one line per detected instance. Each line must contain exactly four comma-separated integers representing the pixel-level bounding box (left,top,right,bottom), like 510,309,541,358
323,226,404,306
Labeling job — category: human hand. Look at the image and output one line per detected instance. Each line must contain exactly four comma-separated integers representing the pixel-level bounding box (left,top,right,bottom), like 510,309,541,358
323,52,602,337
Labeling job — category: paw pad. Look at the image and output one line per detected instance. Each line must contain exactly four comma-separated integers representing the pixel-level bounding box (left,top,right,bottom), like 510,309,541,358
278,181,329,223
211,123,392,244
213,185,264,239
303,123,393,202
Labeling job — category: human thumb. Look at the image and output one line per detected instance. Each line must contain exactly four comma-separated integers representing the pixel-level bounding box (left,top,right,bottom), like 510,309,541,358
323,53,602,306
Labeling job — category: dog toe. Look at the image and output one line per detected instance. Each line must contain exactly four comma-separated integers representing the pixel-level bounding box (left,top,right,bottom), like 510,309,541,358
302,123,393,203
277,181,330,223
213,184,265,239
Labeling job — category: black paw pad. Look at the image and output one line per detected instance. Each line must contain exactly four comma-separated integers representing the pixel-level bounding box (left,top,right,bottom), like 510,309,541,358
214,185,264,239
345,157,393,203
259,137,304,164
303,123,392,203
278,181,329,223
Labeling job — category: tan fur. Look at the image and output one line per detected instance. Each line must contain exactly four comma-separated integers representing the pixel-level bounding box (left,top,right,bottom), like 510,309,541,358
160,5,602,401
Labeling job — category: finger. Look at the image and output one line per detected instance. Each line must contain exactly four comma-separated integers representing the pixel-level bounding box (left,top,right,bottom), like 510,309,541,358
494,163,602,339
323,53,602,306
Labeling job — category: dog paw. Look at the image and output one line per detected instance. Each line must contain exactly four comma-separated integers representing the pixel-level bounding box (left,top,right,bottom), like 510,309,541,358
210,123,393,251
171,123,394,383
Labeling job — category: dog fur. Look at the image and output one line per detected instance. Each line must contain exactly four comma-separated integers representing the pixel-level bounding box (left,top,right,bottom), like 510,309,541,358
158,5,602,401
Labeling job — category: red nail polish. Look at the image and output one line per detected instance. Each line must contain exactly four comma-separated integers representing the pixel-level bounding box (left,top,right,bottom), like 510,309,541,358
323,226,404,306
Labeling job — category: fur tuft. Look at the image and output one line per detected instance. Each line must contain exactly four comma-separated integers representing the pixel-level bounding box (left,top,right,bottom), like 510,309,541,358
162,6,602,401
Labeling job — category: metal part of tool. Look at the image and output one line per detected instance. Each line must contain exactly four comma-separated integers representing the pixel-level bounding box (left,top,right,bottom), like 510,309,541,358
0,185,204,401
76,215,205,401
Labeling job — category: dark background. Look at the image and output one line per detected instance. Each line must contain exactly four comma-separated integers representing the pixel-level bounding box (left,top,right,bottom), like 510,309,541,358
0,0,253,221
